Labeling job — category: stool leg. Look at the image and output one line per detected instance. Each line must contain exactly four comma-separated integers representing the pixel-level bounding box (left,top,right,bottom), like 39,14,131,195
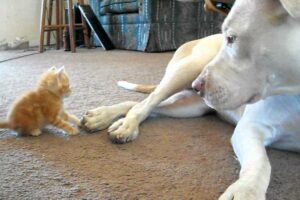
39,0,48,53
60,0,64,46
46,0,53,46
82,17,90,48
56,0,61,49
79,0,90,48
68,0,76,52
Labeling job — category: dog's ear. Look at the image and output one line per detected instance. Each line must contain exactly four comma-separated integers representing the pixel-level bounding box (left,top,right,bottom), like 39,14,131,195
279,0,300,18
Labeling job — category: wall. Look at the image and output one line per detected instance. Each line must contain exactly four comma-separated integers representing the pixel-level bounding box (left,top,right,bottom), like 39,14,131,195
0,0,42,46
0,0,87,47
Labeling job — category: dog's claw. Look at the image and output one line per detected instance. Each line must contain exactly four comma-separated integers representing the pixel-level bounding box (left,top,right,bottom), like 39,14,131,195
109,134,127,144
80,116,86,125
85,110,92,116
79,116,98,133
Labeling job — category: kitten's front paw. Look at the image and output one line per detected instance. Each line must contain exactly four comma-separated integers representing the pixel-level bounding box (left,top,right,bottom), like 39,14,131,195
30,129,42,137
67,127,79,135
73,117,81,126
69,114,81,126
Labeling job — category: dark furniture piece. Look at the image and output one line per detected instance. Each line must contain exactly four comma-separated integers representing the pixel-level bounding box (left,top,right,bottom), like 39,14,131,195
79,5,114,50
89,0,225,52
204,0,235,15
39,0,90,53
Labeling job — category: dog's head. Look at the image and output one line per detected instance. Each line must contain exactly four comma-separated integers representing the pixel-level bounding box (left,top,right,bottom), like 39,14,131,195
193,0,300,110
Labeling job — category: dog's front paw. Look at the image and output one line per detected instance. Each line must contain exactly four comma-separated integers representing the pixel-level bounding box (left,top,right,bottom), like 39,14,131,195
108,117,139,144
81,106,116,132
219,180,266,200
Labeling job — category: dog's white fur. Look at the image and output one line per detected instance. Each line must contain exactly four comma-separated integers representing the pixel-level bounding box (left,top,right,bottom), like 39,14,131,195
82,0,300,199
280,0,300,18
194,0,300,110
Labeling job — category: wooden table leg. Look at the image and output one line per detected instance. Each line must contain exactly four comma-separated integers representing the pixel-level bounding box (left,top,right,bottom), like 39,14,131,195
39,0,48,53
68,0,76,52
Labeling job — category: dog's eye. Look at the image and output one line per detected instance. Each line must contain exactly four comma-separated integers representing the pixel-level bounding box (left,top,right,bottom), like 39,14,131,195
226,35,237,45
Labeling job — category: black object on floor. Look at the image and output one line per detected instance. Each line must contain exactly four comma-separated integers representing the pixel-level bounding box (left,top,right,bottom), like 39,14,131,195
74,4,91,47
78,5,114,50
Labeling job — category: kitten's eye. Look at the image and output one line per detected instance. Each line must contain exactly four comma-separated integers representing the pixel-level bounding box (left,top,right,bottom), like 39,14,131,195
226,35,237,45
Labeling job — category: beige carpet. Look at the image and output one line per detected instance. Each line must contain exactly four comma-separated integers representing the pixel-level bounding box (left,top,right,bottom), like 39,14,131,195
0,49,299,200
0,49,38,63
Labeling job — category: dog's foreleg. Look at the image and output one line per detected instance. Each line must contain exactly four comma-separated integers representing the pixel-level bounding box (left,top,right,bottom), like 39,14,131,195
81,56,199,133
83,89,211,134
81,101,138,132
107,56,206,143
83,35,222,142
107,90,211,143
219,122,273,200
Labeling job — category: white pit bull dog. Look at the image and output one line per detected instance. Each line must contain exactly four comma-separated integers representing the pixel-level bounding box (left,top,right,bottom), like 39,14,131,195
82,0,300,199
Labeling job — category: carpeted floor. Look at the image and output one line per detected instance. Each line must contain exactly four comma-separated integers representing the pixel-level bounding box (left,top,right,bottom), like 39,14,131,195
0,49,38,63
0,49,299,200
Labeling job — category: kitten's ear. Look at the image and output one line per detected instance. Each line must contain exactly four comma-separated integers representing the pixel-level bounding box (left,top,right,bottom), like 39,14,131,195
57,66,66,74
56,66,67,81
49,66,57,71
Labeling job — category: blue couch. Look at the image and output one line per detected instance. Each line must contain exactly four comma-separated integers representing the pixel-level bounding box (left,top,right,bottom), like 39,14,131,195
89,0,224,52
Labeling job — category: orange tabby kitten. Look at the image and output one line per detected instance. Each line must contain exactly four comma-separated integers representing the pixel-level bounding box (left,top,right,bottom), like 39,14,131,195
0,66,80,136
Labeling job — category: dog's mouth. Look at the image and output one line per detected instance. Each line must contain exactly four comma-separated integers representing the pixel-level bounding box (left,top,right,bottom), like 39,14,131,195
196,90,205,97
246,93,260,104
201,92,261,111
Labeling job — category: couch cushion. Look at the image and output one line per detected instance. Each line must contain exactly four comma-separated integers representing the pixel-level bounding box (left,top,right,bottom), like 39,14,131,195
100,0,139,15
100,13,141,25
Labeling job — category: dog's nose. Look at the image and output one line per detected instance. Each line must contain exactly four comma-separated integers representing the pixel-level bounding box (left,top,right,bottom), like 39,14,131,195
192,78,205,95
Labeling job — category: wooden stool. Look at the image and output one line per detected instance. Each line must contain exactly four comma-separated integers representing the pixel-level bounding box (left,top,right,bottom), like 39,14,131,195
39,0,90,53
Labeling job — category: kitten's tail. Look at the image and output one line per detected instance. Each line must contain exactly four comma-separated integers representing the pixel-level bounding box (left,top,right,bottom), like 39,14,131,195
0,121,10,129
